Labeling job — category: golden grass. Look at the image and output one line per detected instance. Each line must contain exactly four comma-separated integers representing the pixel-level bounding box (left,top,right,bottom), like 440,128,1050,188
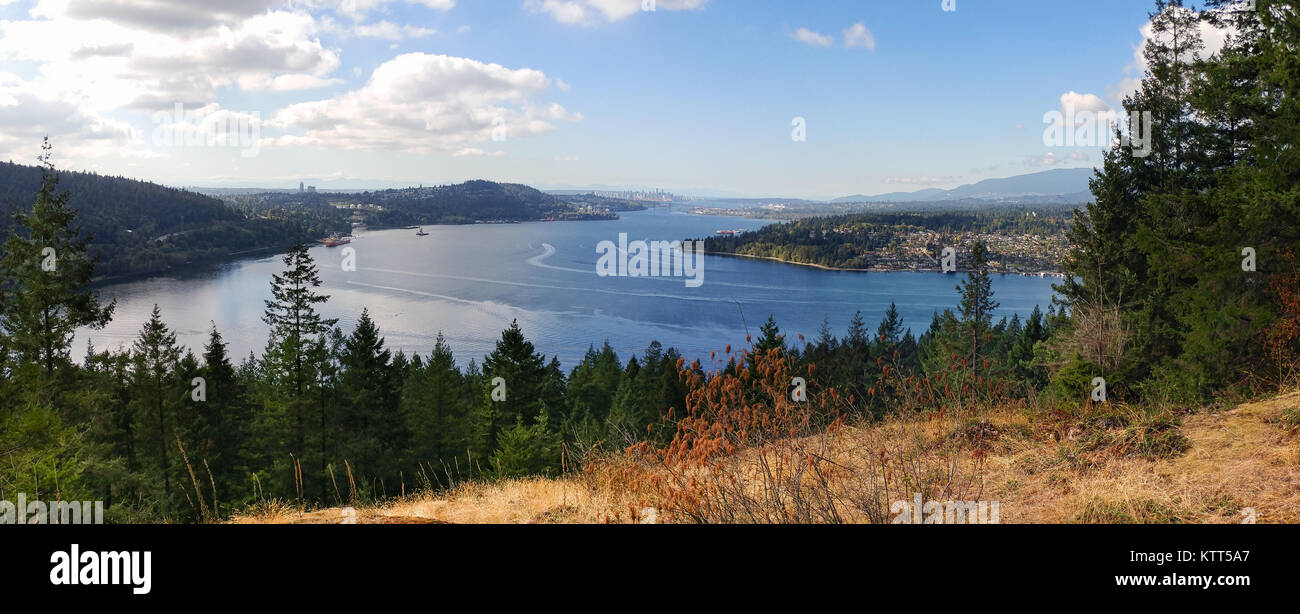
231,475,642,524
984,391,1300,523
232,391,1300,524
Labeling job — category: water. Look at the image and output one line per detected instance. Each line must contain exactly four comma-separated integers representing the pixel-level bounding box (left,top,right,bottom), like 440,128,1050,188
77,209,1060,369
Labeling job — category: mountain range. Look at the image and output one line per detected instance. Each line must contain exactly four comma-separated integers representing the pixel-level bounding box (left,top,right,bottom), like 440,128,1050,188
833,168,1095,204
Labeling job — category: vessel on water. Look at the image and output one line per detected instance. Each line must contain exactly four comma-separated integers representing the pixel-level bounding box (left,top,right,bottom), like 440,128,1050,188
323,234,352,247
416,228,429,236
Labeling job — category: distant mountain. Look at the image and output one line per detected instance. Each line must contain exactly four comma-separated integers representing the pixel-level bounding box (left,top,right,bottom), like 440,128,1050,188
833,188,948,203
833,168,1095,204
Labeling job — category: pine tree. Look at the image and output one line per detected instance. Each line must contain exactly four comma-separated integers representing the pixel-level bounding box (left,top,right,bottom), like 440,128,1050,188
479,320,548,454
261,240,336,491
336,309,401,485
748,315,785,374
0,139,113,387
402,332,471,487
130,304,183,516
957,241,1000,381
876,302,905,352
489,413,560,479
182,324,252,511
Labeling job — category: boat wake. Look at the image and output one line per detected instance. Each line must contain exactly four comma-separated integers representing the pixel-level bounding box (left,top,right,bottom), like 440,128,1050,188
525,243,590,275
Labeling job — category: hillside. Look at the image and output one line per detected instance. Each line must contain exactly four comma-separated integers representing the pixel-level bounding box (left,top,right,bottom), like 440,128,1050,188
233,390,1300,524
340,180,644,227
701,210,1072,273
0,162,344,280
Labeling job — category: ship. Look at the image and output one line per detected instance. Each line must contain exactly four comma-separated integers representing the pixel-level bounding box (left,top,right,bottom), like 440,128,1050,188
715,229,745,236
323,234,352,247
416,228,429,236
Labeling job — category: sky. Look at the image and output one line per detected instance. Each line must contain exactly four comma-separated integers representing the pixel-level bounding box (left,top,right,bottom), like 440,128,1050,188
0,0,1210,199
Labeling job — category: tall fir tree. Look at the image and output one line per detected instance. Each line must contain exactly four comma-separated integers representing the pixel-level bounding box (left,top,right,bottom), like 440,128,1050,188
0,139,113,387
479,320,549,455
261,240,336,495
130,304,183,516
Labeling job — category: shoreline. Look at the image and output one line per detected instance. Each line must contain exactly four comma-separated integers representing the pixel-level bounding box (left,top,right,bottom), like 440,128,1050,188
704,250,1064,276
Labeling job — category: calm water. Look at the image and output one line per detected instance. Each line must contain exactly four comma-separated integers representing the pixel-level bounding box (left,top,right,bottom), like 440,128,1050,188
77,209,1060,369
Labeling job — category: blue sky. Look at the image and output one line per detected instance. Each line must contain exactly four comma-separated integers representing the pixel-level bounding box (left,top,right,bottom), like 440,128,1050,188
0,0,1166,198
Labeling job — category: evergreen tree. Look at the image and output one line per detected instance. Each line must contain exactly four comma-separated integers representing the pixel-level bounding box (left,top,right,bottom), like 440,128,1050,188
129,304,183,515
336,309,402,487
0,139,113,387
479,320,549,455
261,240,336,493
957,241,1000,380
179,324,252,512
402,333,471,487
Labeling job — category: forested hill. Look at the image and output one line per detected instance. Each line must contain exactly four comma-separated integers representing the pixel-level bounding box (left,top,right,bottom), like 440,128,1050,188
702,210,1072,273
0,162,344,280
349,180,640,226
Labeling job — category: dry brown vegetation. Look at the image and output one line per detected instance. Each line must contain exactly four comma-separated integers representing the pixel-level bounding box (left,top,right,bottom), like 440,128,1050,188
233,379,1300,525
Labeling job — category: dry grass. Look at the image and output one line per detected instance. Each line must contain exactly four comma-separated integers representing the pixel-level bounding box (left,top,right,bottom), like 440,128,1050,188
231,474,641,525
232,390,1300,524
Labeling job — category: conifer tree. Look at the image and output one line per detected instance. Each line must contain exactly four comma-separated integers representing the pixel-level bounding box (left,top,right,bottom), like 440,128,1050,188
0,139,113,385
957,242,999,381
261,240,336,490
479,320,548,455
130,304,182,515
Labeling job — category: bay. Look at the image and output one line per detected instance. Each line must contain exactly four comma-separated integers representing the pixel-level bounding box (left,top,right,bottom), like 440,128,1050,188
77,208,1060,369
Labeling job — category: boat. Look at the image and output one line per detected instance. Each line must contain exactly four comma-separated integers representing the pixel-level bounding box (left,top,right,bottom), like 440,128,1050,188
323,234,352,247
416,228,429,236
715,229,744,236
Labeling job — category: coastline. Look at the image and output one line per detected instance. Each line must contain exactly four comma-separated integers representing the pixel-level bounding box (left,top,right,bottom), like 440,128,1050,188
704,250,1065,276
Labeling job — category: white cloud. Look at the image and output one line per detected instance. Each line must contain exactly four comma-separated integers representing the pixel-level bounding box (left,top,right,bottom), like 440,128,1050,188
791,27,833,48
1025,152,1066,167
355,20,436,39
1025,150,1088,167
524,0,706,26
47,0,283,31
453,147,505,157
301,0,455,21
0,0,587,166
239,74,346,91
267,53,581,153
843,23,875,50
1060,91,1111,115
0,72,144,162
525,0,593,25
0,8,341,111
1042,91,1114,132
1108,6,1233,103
